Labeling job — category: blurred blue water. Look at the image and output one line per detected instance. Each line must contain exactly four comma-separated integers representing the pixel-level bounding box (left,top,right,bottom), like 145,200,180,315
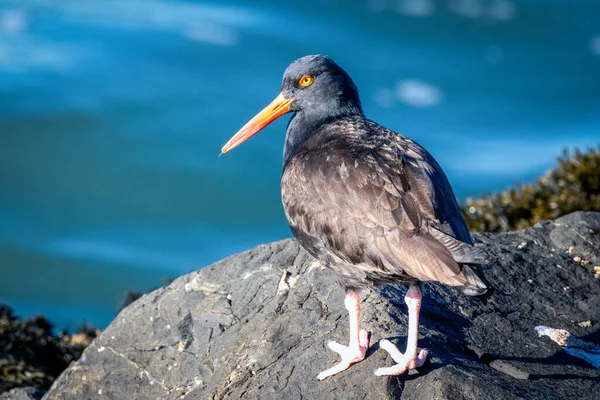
0,0,599,330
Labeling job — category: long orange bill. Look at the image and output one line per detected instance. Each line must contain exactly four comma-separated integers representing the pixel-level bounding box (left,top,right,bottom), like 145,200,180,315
221,93,294,154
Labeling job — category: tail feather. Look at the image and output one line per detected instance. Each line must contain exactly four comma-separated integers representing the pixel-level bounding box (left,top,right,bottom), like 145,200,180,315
460,265,489,296
429,227,488,264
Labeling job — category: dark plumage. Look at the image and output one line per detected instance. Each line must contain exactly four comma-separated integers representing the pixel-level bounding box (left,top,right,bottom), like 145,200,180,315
280,56,487,295
222,54,488,380
282,115,487,294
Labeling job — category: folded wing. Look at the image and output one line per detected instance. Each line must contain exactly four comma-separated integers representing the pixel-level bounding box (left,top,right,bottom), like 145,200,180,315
282,131,487,291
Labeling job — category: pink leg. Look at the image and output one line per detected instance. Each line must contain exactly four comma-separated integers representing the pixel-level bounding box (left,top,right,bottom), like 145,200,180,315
375,283,428,376
317,291,370,380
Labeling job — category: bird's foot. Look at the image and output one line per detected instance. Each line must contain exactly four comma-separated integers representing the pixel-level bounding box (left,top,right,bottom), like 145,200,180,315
317,329,370,380
374,339,428,376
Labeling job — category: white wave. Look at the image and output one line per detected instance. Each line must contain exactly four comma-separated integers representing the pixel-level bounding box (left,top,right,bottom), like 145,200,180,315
488,1,517,22
0,9,28,35
0,37,76,72
395,79,443,108
449,0,484,19
0,1,261,72
396,0,436,17
57,0,260,46
182,24,237,47
449,0,517,21
46,237,195,271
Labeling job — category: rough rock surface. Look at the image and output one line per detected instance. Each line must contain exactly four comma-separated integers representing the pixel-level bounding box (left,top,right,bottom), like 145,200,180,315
44,212,600,399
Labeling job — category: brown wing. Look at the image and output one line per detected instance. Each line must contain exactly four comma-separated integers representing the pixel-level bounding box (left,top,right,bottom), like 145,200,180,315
281,128,484,287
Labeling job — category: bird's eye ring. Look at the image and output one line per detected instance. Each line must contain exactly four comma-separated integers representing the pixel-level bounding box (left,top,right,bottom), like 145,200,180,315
298,75,314,87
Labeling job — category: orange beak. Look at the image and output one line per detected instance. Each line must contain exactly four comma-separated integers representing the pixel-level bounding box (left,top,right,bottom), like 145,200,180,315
221,93,293,154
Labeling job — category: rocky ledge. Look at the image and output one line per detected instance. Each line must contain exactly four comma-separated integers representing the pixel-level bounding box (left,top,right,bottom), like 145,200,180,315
8,212,600,399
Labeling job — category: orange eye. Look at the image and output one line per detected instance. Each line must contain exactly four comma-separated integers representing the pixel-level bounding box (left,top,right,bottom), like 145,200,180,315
299,75,314,87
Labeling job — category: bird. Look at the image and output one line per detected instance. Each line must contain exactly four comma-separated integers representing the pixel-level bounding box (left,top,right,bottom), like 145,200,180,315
221,55,488,380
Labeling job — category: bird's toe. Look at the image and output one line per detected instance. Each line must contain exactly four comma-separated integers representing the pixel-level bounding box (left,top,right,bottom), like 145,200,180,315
375,341,428,376
318,338,369,380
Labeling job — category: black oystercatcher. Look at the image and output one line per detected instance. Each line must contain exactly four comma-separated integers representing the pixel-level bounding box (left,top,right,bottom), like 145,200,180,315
221,55,487,380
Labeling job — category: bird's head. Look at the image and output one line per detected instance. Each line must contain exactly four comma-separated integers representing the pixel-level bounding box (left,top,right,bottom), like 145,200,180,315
221,55,362,154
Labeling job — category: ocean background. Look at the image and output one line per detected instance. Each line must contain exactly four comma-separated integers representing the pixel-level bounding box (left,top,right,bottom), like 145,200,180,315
0,0,599,330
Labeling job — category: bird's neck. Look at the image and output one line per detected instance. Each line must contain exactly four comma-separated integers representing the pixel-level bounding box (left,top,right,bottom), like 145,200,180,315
283,107,363,168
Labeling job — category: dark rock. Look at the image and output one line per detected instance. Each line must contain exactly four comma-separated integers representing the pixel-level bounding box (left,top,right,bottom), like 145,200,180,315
44,212,600,399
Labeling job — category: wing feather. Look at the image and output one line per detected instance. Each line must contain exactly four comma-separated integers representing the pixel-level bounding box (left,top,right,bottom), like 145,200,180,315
281,121,483,287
